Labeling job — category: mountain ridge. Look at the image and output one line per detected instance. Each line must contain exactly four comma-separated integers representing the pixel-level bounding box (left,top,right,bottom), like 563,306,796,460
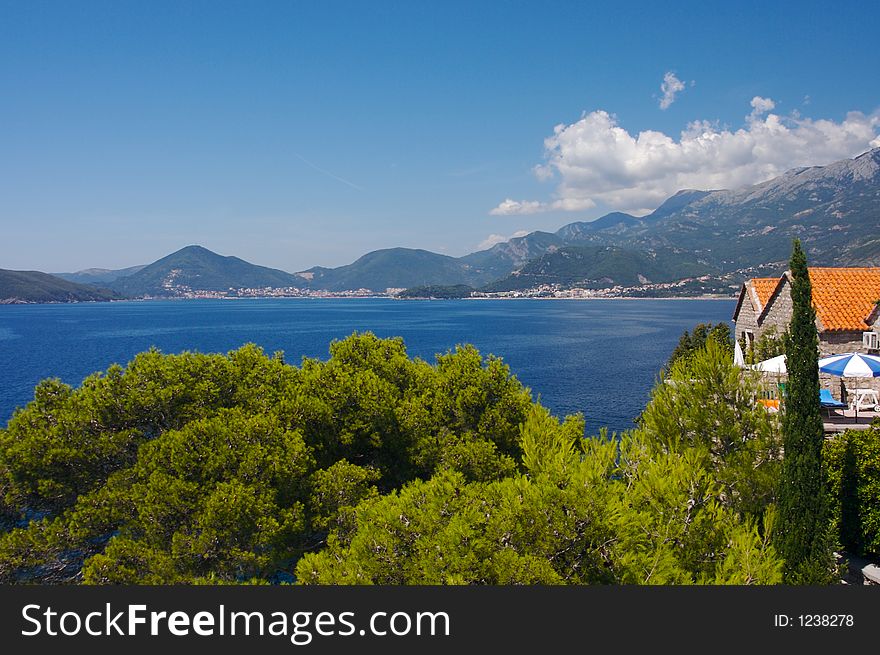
108,245,303,297
482,245,714,292
0,269,119,303
56,265,147,286
582,147,880,269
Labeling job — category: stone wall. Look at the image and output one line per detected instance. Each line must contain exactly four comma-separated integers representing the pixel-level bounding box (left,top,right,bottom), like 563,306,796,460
733,294,761,346
819,331,863,356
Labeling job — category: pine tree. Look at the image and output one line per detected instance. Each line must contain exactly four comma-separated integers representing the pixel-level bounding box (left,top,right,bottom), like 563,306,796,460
666,322,732,370
774,239,835,584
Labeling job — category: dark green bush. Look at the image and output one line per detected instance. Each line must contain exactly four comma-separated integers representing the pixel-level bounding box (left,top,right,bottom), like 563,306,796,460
824,424,880,557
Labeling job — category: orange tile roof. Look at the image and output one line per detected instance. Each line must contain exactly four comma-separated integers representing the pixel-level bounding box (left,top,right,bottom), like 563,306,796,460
751,277,779,310
808,267,880,332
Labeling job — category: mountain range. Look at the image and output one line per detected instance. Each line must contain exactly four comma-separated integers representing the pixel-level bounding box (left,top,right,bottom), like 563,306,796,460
7,147,880,302
561,149,880,270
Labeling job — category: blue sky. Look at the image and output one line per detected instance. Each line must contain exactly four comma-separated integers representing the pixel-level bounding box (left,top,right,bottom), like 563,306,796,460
2,0,879,272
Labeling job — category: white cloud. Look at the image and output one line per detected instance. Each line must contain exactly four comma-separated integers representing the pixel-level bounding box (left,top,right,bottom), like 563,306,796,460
659,72,686,110
749,96,775,120
489,199,546,216
489,197,595,216
490,98,880,216
477,230,530,250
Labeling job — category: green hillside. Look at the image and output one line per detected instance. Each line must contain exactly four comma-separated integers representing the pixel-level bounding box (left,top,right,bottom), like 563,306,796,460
458,232,565,281
483,246,713,291
109,245,302,297
299,248,495,292
0,269,118,303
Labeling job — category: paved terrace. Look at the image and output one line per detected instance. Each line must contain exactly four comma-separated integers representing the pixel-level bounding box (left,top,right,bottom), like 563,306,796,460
822,408,879,434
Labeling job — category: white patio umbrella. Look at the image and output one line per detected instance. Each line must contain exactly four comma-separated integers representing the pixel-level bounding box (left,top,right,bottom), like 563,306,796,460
733,340,745,367
751,354,787,374
818,353,880,420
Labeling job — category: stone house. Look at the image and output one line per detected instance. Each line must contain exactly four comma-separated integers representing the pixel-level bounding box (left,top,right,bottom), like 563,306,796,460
733,267,880,399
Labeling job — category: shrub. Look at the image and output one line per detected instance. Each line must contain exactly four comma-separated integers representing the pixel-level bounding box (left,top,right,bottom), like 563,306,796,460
824,424,880,557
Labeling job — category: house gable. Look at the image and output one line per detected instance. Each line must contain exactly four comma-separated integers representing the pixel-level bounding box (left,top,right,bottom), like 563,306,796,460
732,285,749,324
732,277,779,323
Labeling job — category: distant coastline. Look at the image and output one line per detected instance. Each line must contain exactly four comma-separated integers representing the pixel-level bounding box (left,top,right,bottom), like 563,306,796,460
1,293,737,306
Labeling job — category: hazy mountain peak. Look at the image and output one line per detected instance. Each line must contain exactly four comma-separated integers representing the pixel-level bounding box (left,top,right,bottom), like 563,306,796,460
168,244,219,258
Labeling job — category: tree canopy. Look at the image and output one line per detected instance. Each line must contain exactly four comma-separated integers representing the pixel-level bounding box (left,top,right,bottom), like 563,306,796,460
0,331,790,585
666,322,732,370
0,334,531,583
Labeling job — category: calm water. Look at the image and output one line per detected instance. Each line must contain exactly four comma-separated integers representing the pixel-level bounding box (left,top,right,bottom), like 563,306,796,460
0,298,734,435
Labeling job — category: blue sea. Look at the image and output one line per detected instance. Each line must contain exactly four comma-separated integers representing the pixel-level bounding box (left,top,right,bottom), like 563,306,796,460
0,298,735,435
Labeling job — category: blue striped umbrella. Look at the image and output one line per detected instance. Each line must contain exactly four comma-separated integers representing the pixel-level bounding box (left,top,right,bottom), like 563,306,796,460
818,353,880,377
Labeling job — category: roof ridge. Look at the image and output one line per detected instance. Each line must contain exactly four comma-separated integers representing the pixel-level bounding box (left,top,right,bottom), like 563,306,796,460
807,266,880,271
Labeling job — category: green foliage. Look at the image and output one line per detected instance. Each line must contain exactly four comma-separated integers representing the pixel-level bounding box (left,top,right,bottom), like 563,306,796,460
297,427,782,585
667,322,733,370
641,340,781,521
280,335,530,488
28,409,312,584
0,333,533,583
741,325,787,364
774,239,836,584
519,405,583,483
0,349,240,513
1,331,787,586
308,460,380,534
297,345,784,585
824,425,880,557
610,435,781,584
396,285,475,299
